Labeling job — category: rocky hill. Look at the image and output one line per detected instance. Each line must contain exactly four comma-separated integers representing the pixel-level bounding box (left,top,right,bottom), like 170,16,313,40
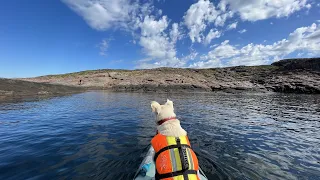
19,58,320,94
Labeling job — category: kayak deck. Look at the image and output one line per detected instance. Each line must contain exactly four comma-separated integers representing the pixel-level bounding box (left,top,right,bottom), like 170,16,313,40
134,146,208,180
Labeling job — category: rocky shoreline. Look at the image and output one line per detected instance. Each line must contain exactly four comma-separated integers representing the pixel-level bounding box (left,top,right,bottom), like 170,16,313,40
22,58,320,94
0,78,84,101
1,58,319,99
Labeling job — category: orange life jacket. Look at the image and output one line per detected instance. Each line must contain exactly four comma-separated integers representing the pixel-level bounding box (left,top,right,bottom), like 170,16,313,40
151,133,200,180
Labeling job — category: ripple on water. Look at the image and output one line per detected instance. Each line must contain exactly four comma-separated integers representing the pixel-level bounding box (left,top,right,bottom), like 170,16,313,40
0,92,320,179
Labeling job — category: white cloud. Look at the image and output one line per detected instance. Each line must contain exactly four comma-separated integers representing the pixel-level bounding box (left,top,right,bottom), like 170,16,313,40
208,40,240,59
189,59,223,68
297,52,304,57
63,0,185,69
205,29,222,45
219,0,310,21
238,29,247,34
137,16,185,68
64,0,318,69
214,11,234,27
306,4,311,9
140,15,168,36
139,35,174,59
170,23,181,44
306,4,312,9
181,48,199,62
192,23,320,68
183,0,224,43
138,16,171,58
270,22,274,25
226,22,238,30
99,39,109,56
209,44,219,48
62,0,146,31
217,0,227,12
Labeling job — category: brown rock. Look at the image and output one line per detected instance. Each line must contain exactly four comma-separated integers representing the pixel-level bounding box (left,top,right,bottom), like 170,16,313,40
9,58,320,94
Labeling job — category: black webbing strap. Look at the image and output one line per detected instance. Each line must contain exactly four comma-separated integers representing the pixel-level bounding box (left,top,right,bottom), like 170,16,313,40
176,138,189,171
155,170,197,180
154,138,193,180
153,144,191,162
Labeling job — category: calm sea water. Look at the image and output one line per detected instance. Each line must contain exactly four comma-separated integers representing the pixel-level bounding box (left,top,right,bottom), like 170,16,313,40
0,92,319,180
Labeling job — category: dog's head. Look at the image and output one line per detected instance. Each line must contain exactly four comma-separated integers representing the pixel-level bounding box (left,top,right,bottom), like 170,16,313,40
151,99,176,123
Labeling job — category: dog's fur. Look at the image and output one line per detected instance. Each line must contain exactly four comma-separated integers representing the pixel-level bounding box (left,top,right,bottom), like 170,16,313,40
151,100,201,178
151,99,187,137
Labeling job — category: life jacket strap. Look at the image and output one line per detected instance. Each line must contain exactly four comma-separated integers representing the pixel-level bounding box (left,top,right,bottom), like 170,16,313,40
153,144,191,162
155,169,197,180
176,138,189,171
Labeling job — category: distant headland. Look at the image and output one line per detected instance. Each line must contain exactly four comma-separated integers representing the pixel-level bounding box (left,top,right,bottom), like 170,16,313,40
1,58,319,100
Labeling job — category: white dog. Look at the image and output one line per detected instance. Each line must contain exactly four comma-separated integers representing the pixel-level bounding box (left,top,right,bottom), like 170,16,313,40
150,99,200,180
151,99,187,137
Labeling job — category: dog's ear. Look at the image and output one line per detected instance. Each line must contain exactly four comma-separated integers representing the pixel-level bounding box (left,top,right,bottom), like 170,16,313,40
166,99,173,108
151,101,161,114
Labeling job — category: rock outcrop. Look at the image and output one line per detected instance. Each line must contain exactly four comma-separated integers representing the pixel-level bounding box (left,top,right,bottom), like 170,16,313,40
0,78,83,100
272,58,320,71
17,58,320,94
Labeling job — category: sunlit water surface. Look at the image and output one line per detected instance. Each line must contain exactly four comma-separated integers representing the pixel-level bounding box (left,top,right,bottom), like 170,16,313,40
0,92,319,180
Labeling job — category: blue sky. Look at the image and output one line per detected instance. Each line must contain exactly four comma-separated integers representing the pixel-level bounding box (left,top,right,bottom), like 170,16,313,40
0,0,319,78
